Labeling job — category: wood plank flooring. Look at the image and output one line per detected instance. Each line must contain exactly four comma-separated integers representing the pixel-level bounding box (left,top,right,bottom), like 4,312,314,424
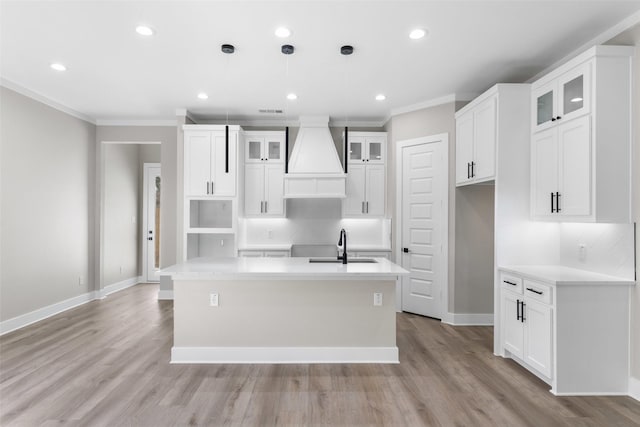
1,283,639,426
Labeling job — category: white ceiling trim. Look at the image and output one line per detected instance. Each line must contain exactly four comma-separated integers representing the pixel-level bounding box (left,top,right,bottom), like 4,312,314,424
1,77,96,125
526,9,640,83
95,119,178,127
387,92,478,122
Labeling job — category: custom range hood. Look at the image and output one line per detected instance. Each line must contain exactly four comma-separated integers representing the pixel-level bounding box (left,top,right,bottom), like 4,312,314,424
284,116,346,198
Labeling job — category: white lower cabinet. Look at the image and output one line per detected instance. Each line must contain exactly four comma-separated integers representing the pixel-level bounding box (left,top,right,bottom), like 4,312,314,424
500,278,553,379
498,267,632,395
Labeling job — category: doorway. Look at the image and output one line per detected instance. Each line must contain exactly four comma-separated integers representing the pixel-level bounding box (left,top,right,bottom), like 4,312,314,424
396,134,448,319
143,164,161,282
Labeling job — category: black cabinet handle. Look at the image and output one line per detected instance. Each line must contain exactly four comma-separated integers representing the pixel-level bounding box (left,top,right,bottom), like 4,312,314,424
516,299,521,321
504,280,517,286
521,302,526,322
467,162,471,179
471,161,475,178
551,192,555,213
526,287,543,295
556,192,561,212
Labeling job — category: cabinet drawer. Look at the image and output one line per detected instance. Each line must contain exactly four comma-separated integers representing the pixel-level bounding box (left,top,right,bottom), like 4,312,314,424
523,280,553,305
500,272,523,294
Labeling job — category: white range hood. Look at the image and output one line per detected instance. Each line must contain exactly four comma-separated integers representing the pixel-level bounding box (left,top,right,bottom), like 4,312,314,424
284,116,346,198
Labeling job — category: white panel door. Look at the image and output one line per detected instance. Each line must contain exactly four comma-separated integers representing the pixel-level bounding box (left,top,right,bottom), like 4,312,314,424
185,132,212,196
344,165,366,215
244,164,264,216
558,115,591,217
401,140,444,318
264,163,284,216
211,131,236,196
523,298,553,378
501,291,524,358
455,112,474,184
531,128,559,217
473,96,496,181
365,164,385,216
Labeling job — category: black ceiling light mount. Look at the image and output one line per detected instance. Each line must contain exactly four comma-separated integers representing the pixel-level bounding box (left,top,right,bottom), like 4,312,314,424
340,45,354,55
221,44,235,54
281,44,295,55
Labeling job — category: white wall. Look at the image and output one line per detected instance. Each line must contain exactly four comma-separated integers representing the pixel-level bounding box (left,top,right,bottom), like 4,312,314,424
0,87,96,321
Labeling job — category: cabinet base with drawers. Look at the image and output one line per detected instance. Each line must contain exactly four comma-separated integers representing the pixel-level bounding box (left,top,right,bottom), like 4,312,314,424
498,266,633,395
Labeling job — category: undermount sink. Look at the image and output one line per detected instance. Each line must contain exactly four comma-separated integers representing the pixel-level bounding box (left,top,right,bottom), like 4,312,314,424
308,258,377,264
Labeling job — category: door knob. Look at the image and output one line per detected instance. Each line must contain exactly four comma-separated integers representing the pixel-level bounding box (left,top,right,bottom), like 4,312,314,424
403,248,409,253
148,237,153,241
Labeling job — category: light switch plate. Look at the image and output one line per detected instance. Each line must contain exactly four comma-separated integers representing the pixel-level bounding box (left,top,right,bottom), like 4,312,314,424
209,293,219,307
373,292,383,306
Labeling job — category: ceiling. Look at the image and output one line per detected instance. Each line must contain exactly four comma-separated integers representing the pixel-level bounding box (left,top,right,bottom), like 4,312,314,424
2,1,640,125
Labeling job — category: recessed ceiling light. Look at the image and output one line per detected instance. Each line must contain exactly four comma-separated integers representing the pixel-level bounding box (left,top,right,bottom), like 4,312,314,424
197,93,208,100
570,97,583,103
275,27,291,38
409,28,427,40
375,94,386,101
50,63,66,71
287,93,297,100
136,25,154,36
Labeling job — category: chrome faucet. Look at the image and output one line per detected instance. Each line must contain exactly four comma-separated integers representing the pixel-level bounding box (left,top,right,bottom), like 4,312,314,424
337,228,347,264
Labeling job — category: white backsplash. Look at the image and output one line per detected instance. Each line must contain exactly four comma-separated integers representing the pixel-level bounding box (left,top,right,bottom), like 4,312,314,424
559,222,635,279
239,199,391,248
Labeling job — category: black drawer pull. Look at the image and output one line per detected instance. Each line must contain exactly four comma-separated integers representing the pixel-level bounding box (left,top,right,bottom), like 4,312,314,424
526,287,543,295
504,280,517,286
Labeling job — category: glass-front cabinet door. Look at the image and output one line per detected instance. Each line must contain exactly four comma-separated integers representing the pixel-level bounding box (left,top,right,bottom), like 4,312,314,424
533,82,556,132
246,138,264,162
367,139,384,163
558,61,591,122
348,138,364,162
266,138,283,162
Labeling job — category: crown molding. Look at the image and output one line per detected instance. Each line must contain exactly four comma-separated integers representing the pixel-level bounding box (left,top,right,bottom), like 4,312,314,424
1,77,96,124
385,92,477,124
95,119,177,127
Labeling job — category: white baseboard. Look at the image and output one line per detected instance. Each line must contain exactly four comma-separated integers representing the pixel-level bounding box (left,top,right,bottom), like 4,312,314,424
96,276,141,298
0,278,143,336
171,346,399,364
441,312,494,326
0,290,97,335
157,290,174,300
630,376,640,401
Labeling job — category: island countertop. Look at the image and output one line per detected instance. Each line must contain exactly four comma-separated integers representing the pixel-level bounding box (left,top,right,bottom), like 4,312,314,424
162,256,408,280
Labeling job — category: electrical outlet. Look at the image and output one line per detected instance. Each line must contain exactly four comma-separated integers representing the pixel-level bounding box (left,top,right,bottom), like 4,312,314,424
578,243,587,262
209,293,219,307
373,292,383,306
267,229,273,239
78,276,85,286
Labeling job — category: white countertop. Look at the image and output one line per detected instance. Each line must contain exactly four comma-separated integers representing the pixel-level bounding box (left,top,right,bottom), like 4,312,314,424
162,256,408,280
499,265,636,286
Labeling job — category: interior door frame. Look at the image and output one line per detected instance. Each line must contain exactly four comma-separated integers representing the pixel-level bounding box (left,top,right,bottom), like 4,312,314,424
395,133,449,318
143,163,161,282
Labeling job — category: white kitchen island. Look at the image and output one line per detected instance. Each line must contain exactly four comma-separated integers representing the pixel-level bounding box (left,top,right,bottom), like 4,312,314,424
162,257,408,364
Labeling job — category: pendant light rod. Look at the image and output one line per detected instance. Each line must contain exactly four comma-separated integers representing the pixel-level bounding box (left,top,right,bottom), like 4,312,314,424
221,44,235,173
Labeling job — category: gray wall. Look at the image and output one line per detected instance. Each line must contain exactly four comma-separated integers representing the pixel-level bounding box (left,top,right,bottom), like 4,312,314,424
384,101,494,314
103,144,140,286
96,126,177,269
0,87,96,321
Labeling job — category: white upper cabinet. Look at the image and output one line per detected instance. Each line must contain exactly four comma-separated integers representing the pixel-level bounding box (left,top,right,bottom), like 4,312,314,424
184,126,238,197
343,132,386,217
455,93,498,186
243,131,285,217
348,135,385,164
530,45,633,222
245,133,284,163
533,62,591,133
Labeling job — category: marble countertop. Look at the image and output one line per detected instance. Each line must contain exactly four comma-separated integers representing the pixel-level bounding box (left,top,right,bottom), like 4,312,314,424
499,265,636,286
162,256,408,280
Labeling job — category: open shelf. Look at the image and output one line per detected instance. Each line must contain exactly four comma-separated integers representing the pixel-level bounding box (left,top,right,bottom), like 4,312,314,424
189,199,233,229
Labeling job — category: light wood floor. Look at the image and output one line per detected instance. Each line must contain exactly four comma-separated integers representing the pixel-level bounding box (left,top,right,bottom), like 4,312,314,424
1,283,639,426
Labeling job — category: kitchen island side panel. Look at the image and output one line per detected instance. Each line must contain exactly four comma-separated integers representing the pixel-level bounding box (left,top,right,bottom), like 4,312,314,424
173,279,396,348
